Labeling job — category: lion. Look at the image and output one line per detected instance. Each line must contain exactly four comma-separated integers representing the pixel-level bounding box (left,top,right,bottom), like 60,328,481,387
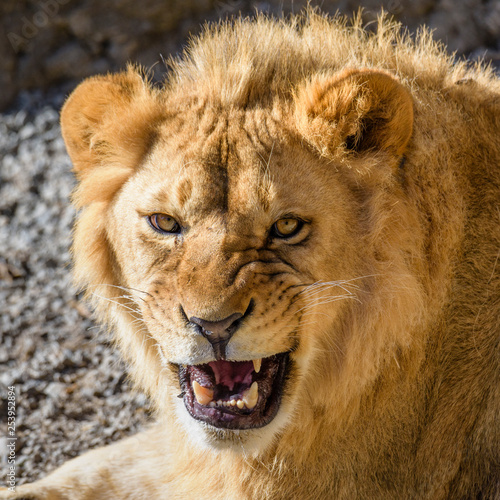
3,10,499,500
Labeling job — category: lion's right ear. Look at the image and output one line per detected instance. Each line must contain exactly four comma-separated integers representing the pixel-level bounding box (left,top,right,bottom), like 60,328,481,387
60,67,162,205
294,68,413,163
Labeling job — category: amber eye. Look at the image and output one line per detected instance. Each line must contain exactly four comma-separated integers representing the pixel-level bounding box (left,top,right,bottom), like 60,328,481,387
147,214,181,234
271,218,303,239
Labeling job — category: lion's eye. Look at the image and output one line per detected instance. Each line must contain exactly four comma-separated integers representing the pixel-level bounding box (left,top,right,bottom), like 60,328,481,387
147,214,181,234
271,218,303,239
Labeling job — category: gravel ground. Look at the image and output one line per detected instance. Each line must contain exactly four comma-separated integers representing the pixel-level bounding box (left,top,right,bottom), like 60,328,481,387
0,87,152,486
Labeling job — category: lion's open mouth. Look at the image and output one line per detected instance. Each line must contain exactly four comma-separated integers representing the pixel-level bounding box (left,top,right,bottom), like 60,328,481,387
178,353,289,429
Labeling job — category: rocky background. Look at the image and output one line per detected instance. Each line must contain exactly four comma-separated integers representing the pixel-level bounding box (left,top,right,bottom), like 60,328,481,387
1,0,500,111
1,0,499,488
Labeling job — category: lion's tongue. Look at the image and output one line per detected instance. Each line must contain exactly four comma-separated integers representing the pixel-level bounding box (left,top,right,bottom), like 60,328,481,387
208,360,254,390
188,360,257,408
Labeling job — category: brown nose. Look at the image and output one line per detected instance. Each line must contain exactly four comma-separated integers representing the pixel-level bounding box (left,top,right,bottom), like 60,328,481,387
189,312,243,360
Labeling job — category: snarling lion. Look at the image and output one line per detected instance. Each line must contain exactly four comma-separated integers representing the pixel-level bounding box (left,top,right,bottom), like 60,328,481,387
4,10,499,500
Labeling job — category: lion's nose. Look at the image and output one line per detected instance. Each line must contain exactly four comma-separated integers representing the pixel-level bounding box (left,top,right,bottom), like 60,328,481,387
189,312,243,360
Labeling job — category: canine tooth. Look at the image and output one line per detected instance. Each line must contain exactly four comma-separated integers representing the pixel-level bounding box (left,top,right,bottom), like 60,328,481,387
242,381,259,409
236,399,245,409
253,358,262,373
192,381,214,406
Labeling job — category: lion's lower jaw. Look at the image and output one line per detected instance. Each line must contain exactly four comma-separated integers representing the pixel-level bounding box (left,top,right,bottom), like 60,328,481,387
171,395,293,455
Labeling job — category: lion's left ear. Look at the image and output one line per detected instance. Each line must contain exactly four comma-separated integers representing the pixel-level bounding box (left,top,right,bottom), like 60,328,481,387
60,66,162,207
294,69,413,160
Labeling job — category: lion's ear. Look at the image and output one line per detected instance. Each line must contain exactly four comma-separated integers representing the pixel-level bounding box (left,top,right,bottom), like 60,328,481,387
60,67,161,205
295,69,413,160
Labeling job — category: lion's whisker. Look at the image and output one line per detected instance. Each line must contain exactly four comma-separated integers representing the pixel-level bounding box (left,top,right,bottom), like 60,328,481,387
91,293,142,316
296,293,359,314
85,283,152,300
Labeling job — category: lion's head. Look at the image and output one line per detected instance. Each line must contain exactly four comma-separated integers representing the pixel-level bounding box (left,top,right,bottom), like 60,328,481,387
60,15,430,455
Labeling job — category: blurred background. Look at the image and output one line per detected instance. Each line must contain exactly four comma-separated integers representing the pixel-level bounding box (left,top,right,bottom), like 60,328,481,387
2,0,500,110
1,0,499,487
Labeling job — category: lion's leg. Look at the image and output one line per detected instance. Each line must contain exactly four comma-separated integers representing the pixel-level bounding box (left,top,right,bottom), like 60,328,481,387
0,425,168,500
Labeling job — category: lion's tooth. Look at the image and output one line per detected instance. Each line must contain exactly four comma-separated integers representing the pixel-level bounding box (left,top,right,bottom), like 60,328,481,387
252,358,262,373
242,381,259,409
236,399,245,409
192,381,214,406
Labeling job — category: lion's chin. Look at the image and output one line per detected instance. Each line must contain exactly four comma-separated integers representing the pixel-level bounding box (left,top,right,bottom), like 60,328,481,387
178,353,289,430
175,398,294,455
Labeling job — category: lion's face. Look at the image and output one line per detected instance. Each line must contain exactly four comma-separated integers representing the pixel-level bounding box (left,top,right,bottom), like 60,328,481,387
106,105,360,447
61,67,415,452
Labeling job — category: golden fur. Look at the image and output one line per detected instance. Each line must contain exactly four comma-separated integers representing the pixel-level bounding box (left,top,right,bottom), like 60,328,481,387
4,10,499,500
